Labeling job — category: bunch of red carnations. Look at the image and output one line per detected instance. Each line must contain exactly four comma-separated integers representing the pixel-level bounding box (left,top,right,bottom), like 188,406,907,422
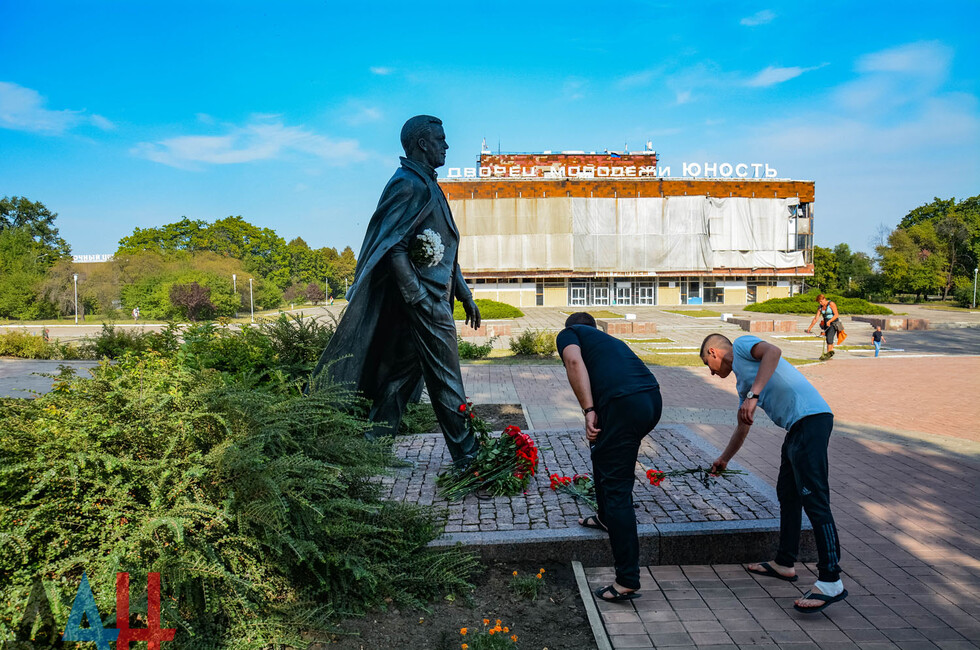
646,466,746,488
437,416,540,499
549,472,598,510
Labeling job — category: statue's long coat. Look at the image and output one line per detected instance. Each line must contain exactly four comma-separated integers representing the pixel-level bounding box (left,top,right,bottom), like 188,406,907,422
312,158,463,399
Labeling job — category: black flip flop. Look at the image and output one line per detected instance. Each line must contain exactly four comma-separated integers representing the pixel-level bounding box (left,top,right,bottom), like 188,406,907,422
793,589,848,614
594,584,640,602
745,562,799,582
579,515,608,532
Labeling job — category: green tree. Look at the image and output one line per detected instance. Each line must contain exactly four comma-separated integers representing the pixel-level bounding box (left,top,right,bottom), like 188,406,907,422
117,217,208,254
0,196,71,264
0,227,56,319
886,195,980,301
811,245,839,292
877,224,946,300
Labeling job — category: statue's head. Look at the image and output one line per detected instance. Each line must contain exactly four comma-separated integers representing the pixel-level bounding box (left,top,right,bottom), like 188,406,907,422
401,115,448,169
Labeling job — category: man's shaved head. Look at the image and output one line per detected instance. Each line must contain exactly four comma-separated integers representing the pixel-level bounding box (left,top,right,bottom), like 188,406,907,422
700,333,732,361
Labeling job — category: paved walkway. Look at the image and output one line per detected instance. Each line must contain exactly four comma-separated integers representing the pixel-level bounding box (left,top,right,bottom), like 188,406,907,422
459,354,980,649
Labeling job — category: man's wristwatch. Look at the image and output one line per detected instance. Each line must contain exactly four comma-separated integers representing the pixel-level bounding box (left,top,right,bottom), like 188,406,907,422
746,391,760,400
583,406,595,415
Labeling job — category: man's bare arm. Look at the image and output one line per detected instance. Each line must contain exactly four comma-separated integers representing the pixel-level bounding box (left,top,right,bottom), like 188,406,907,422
738,340,781,426
561,344,601,440
711,420,750,473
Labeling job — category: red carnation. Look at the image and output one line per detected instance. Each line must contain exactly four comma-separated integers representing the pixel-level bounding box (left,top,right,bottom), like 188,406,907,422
459,404,467,412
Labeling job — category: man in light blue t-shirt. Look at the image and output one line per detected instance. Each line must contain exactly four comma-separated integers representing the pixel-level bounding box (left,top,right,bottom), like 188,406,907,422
700,333,847,614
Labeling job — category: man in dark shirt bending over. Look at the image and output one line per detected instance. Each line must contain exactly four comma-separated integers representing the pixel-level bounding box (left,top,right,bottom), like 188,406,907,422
556,312,662,602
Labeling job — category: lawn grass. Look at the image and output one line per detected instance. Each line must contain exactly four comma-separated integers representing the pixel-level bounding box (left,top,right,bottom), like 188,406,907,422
560,309,623,319
625,337,674,343
920,304,980,313
637,352,818,367
778,336,824,342
662,309,723,318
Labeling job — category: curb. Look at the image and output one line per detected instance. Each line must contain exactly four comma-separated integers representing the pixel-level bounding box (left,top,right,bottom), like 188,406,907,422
572,560,613,650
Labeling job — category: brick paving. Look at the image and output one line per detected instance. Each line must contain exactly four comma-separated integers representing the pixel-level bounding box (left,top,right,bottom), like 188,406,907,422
382,426,779,533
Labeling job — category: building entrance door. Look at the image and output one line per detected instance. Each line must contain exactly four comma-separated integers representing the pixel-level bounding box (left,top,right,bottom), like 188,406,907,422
637,285,655,305
570,284,587,306
593,285,609,305
616,284,632,305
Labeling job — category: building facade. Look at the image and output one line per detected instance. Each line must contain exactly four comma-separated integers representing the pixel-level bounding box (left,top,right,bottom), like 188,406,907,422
440,151,814,308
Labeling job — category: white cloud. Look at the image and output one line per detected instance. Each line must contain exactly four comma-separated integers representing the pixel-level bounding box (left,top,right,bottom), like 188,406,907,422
616,70,657,89
746,64,824,87
856,40,951,78
133,116,368,170
89,114,115,130
837,41,952,112
342,103,383,126
0,81,111,134
675,90,692,105
370,66,394,75
563,78,586,101
740,10,775,26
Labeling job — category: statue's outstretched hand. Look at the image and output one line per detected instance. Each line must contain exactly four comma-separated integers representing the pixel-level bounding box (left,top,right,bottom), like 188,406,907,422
464,298,481,331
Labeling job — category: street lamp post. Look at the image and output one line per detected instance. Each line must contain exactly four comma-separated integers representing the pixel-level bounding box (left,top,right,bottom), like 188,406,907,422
973,267,978,309
249,278,254,322
73,273,79,324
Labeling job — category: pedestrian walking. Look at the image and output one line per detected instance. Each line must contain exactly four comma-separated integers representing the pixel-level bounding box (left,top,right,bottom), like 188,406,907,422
700,333,847,613
872,326,885,357
557,312,662,602
805,294,844,361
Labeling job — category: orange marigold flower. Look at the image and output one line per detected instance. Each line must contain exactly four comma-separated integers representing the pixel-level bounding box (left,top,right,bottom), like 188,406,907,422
503,626,509,633
460,627,467,635
488,629,495,635
512,570,518,576
511,634,518,642
483,618,490,625
496,619,502,625
461,645,468,650
539,568,545,573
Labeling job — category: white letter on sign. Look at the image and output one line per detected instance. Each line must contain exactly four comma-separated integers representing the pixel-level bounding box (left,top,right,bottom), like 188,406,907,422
765,164,778,178
751,163,763,177
719,163,733,177
703,162,717,176
447,168,461,178
735,163,748,178
657,166,670,177
464,167,477,178
683,162,702,177
479,166,491,177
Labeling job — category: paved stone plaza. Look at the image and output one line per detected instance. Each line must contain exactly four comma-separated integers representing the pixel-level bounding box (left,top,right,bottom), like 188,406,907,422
385,426,778,531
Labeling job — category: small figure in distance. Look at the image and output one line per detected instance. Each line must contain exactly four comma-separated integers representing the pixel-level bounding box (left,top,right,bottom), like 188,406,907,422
872,325,885,357
805,294,841,361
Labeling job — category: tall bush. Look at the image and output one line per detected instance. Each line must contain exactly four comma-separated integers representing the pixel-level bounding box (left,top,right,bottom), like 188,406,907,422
0,338,476,647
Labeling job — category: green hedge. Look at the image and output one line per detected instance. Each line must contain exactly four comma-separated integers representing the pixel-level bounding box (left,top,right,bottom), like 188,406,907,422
745,292,893,315
453,298,523,320
0,318,476,648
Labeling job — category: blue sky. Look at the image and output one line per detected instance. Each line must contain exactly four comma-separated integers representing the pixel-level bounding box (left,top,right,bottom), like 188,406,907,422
2,1,978,257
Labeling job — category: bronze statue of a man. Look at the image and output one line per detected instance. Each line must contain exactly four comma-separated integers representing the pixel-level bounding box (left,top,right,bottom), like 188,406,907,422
313,115,481,465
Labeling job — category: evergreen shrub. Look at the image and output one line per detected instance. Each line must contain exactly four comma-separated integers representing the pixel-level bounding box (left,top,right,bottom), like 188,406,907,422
0,330,477,647
457,334,496,360
744,291,893,315
453,299,523,320
509,329,556,357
